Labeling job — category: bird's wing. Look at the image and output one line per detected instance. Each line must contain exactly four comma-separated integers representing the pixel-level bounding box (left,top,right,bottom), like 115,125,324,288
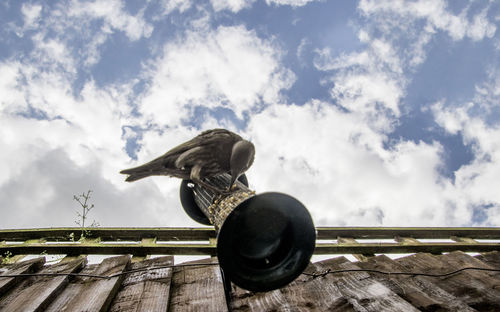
166,128,240,155
174,146,204,168
119,154,187,181
120,129,239,181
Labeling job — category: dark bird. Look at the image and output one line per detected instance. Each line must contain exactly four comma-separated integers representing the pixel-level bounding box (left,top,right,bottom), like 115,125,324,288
120,129,255,193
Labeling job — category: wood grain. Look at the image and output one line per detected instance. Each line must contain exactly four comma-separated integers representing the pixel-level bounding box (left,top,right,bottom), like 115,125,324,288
356,255,476,311
0,257,45,296
45,255,129,312
230,257,353,311
337,237,373,261
313,257,418,311
168,257,227,312
397,252,500,311
109,255,173,312
0,256,85,311
475,251,500,269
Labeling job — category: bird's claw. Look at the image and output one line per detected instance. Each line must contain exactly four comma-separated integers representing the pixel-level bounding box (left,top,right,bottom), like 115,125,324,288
221,183,243,195
209,185,237,196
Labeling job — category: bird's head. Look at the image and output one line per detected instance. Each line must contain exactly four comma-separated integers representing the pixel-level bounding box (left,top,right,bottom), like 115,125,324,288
230,139,255,187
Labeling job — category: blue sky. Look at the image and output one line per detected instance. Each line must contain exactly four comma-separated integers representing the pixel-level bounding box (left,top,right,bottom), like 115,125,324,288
0,0,499,229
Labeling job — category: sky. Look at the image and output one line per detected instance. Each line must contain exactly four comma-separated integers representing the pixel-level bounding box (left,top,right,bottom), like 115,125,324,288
0,0,499,230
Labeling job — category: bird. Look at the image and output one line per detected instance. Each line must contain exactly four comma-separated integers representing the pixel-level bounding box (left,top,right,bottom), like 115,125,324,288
120,129,255,194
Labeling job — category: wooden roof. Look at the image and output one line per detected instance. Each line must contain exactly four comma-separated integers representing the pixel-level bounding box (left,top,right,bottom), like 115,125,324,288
1,227,500,311
0,250,499,311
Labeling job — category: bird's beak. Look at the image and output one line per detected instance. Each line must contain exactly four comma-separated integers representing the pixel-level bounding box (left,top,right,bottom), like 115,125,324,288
229,173,238,190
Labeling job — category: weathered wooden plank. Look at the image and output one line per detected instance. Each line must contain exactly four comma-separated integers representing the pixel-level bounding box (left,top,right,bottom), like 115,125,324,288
314,242,500,254
3,241,499,257
0,257,45,296
43,262,98,309
0,227,215,242
1,240,43,264
1,254,26,264
45,255,129,312
1,243,216,256
356,254,477,311
130,238,157,263
0,256,86,311
169,257,227,311
337,237,373,261
396,252,500,311
312,257,418,311
230,257,354,311
451,236,479,244
109,255,173,312
2,227,500,242
439,251,500,292
442,250,498,268
475,251,500,268
317,227,500,239
394,237,421,244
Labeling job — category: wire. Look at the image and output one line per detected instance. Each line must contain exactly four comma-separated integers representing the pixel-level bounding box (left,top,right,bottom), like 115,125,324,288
301,267,500,278
1,262,499,280
0,263,219,280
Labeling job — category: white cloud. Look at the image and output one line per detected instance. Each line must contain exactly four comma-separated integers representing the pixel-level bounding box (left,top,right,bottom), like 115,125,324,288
0,59,192,228
407,25,434,67
314,38,405,128
265,0,321,7
0,21,150,227
21,3,42,29
209,0,320,12
82,31,110,67
359,0,497,42
2,0,498,232
349,0,498,82
3,1,155,74
303,0,500,227
0,145,195,228
296,38,310,65
0,6,300,229
474,69,500,112
1,1,300,229
210,0,255,13
431,70,500,225
68,0,153,41
161,0,193,15
330,71,403,118
467,8,497,41
246,100,456,226
313,0,497,132
31,33,76,74
138,25,295,126
0,63,133,177
0,61,26,114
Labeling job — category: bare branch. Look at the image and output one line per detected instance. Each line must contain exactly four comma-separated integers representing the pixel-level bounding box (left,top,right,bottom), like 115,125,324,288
73,189,98,239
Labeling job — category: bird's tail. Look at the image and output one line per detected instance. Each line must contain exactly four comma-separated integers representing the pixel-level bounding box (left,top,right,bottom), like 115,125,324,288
120,156,185,182
120,171,153,182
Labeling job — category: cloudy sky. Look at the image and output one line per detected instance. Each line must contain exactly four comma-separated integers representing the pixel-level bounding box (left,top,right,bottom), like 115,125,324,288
0,0,499,230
